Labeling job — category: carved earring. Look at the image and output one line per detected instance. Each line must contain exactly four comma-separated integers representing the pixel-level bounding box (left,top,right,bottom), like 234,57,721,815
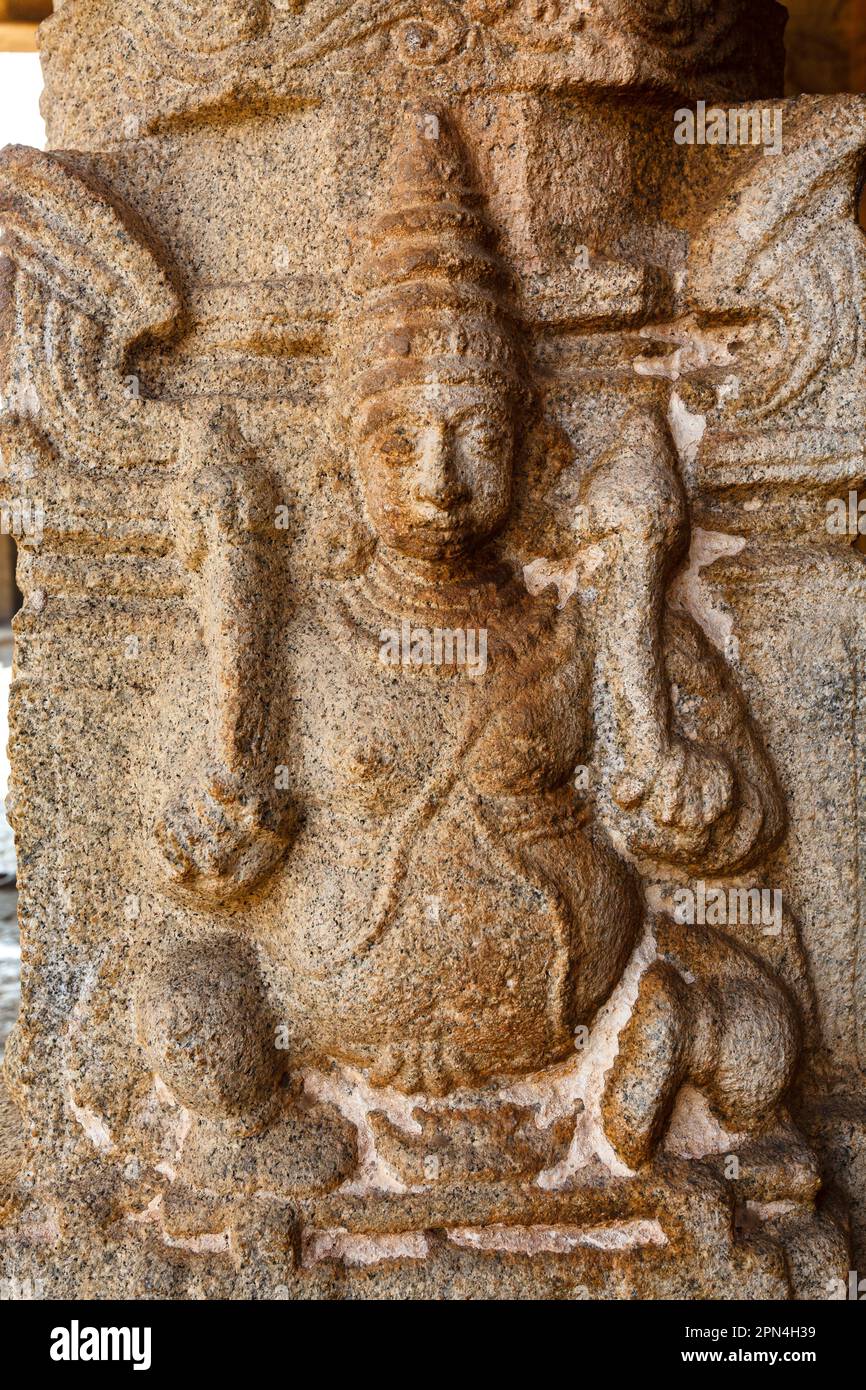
308,456,375,580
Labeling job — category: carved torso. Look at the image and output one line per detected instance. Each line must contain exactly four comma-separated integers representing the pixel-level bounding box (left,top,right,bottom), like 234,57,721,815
267,558,640,1092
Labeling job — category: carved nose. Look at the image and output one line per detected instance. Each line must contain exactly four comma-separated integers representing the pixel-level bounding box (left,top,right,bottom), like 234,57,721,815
413,426,467,509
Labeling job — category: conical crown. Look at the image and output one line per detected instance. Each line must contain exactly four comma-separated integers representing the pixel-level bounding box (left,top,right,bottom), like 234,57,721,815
342,107,524,422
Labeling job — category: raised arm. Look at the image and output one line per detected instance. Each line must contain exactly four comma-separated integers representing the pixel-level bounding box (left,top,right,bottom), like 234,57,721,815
153,407,297,903
580,406,783,875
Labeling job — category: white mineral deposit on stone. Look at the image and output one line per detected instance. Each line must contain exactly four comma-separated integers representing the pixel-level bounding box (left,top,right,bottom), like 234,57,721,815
301,1064,417,1195
504,922,660,1185
670,527,747,651
67,1093,114,1155
448,1220,668,1255
128,1195,231,1255
662,1084,746,1160
522,556,581,609
668,389,707,467
304,1230,429,1268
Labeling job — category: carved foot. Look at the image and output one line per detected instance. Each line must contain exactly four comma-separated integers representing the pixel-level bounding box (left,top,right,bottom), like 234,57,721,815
180,1094,359,1198
602,918,801,1170
368,1038,486,1097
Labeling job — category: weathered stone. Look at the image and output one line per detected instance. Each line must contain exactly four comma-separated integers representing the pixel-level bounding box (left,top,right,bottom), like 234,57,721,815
179,1099,358,1197
0,0,863,1299
369,1103,575,1186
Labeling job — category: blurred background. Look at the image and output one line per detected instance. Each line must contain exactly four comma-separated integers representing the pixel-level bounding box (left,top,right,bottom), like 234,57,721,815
0,0,864,1056
785,0,866,94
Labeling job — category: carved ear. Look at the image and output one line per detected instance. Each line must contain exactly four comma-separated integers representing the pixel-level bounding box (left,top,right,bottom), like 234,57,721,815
308,453,375,580
684,96,866,423
0,144,183,463
503,406,576,562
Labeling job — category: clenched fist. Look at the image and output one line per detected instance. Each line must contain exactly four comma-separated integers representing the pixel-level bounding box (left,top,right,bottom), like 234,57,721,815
614,737,736,860
154,764,295,905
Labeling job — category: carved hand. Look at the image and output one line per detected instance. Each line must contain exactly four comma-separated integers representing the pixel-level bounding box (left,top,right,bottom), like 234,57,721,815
613,736,736,857
155,764,294,905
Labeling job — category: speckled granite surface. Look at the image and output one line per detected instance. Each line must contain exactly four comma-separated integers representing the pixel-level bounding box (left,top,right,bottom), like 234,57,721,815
0,1,862,1298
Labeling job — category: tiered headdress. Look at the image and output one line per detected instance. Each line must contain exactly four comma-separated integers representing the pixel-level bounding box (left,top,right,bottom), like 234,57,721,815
341,107,525,426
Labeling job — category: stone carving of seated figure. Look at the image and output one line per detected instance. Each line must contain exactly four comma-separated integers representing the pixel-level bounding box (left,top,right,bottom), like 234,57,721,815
140,109,803,1187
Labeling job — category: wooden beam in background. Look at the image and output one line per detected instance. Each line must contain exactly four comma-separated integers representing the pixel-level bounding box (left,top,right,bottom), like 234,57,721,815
0,3,51,20
0,21,38,50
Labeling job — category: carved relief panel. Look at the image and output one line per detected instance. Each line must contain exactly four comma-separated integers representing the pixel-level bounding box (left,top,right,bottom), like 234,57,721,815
0,0,863,1299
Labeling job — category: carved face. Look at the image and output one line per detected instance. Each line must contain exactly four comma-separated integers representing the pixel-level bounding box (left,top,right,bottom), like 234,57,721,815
355,380,513,560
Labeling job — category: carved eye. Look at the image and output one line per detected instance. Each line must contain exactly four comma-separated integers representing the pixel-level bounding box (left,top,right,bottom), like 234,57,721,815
463,419,504,453
376,428,416,466
472,425,499,446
